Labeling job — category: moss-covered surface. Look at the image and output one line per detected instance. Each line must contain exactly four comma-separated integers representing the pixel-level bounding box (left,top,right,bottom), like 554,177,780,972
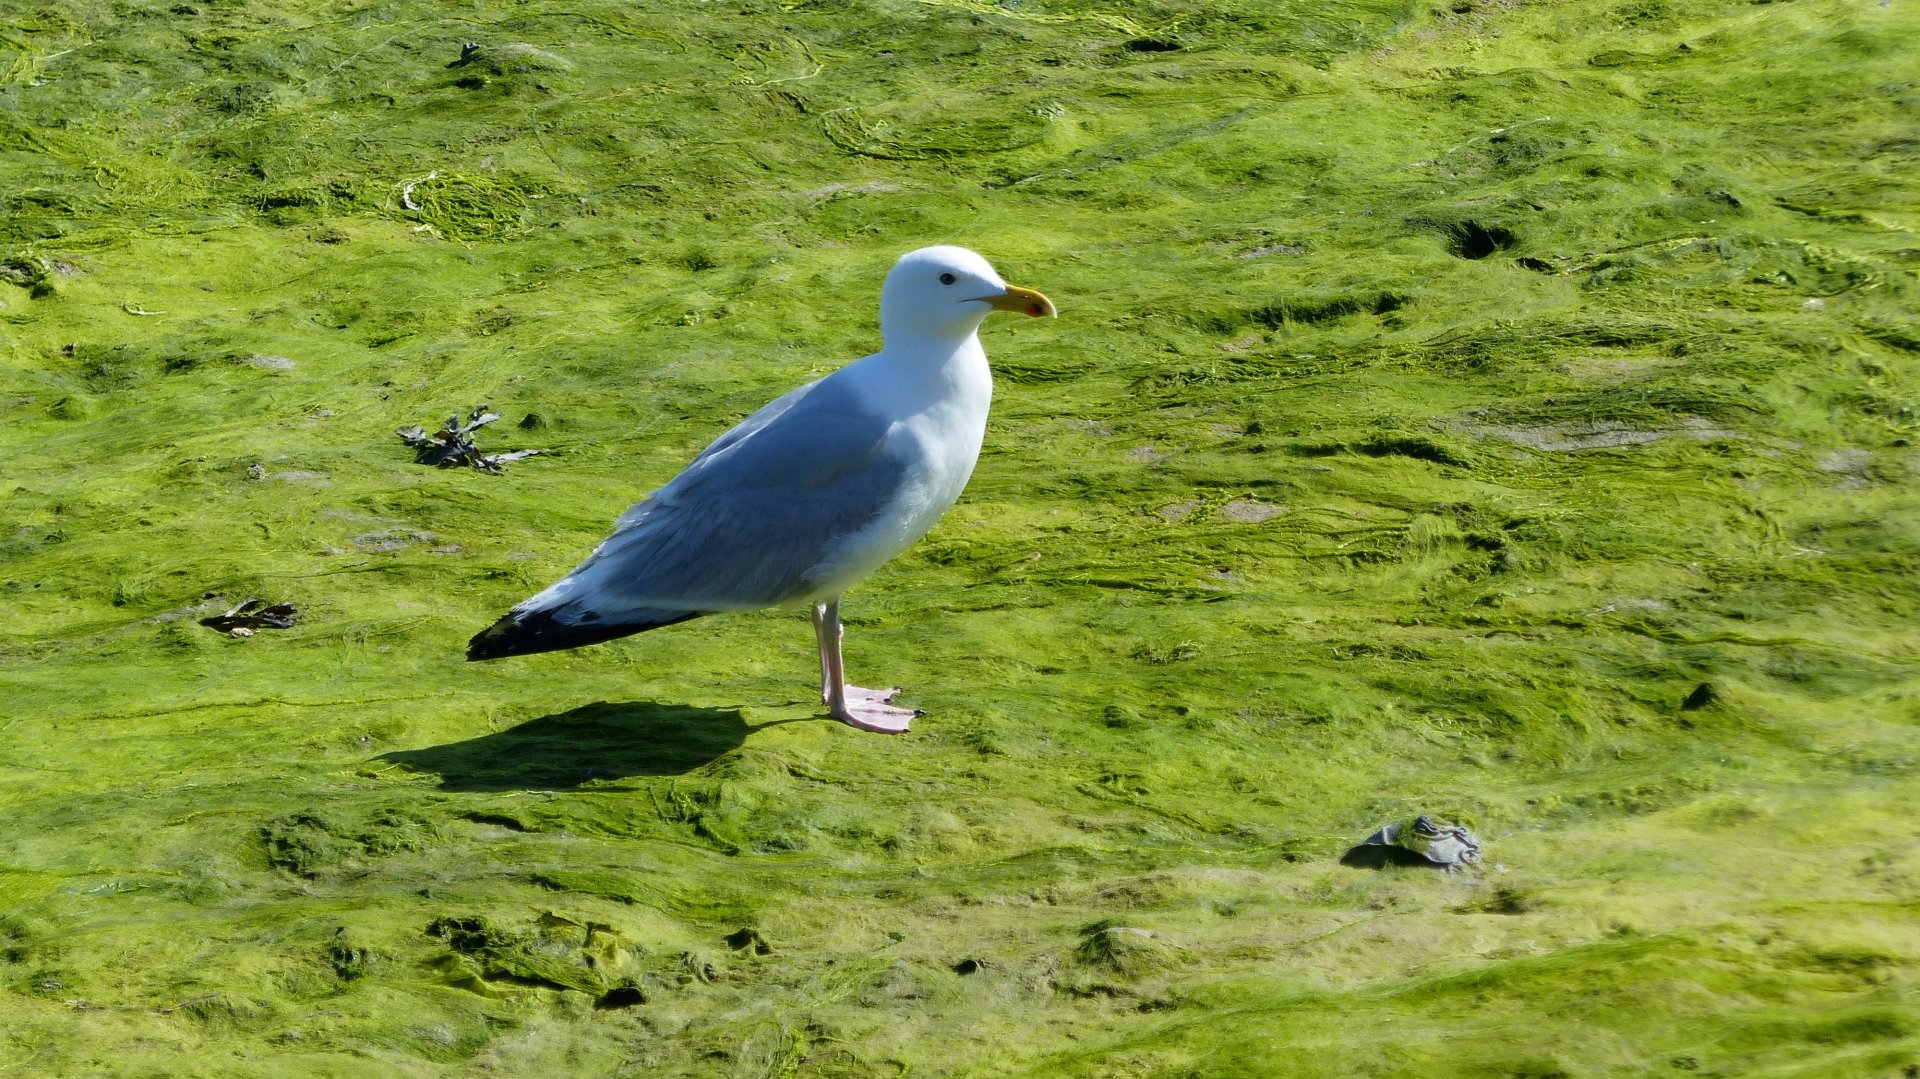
3,0,1917,1074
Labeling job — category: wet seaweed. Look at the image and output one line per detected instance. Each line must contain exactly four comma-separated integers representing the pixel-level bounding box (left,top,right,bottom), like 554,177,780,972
1,0,1915,1075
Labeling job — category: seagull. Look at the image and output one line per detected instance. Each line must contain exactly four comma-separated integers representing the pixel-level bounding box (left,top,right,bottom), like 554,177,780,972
467,246,1055,733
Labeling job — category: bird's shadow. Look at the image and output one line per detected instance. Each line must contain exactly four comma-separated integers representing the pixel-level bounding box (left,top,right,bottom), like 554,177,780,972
380,700,796,791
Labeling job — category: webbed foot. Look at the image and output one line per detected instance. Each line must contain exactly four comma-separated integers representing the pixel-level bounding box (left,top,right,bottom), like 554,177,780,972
830,686,920,734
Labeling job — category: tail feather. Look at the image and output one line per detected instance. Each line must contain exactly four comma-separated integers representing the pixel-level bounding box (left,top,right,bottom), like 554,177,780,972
466,604,702,661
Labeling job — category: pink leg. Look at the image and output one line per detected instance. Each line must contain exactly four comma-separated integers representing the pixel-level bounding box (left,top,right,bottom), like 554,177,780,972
810,602,834,707
815,597,919,734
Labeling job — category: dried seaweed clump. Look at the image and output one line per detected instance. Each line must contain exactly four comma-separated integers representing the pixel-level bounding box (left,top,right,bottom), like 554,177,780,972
397,406,543,474
199,598,298,638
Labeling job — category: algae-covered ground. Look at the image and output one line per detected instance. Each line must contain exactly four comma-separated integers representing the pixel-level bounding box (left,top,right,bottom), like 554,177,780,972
3,0,1918,1075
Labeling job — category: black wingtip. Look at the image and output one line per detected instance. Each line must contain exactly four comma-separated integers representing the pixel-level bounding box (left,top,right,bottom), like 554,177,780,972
465,606,703,661
466,613,520,661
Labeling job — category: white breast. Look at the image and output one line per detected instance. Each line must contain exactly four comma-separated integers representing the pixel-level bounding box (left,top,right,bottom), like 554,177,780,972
801,339,993,601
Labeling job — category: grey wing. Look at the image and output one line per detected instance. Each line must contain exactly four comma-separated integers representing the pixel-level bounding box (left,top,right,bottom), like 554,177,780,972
525,373,906,616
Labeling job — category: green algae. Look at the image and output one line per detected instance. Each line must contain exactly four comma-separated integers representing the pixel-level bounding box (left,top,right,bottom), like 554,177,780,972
2,0,1918,1075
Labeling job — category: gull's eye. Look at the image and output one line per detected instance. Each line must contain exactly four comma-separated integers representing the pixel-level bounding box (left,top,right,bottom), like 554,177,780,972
939,272,957,285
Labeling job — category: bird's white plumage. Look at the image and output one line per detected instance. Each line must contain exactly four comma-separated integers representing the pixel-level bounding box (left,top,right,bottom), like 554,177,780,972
804,331,993,599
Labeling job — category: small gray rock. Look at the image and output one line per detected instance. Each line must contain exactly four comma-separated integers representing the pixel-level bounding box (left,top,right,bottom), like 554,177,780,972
1341,814,1482,872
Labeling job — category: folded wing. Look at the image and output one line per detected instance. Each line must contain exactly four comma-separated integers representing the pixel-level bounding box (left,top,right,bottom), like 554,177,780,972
467,371,907,660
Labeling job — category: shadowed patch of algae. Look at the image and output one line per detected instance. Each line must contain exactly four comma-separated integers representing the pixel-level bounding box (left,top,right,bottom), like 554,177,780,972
2,0,1917,1075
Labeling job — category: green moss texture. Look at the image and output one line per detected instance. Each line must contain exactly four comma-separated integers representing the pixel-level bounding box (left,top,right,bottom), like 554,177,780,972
2,0,1916,1075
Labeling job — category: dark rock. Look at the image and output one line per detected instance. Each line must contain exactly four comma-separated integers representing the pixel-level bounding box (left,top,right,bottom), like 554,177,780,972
595,983,645,1009
725,927,772,955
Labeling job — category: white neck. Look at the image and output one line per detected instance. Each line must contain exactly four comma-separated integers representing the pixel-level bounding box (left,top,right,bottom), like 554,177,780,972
881,299,991,349
846,330,993,424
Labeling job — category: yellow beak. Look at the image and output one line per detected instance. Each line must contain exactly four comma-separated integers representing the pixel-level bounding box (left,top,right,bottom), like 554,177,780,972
980,284,1057,319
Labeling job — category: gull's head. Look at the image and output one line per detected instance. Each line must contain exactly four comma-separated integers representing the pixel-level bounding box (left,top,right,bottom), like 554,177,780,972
880,245,1056,345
